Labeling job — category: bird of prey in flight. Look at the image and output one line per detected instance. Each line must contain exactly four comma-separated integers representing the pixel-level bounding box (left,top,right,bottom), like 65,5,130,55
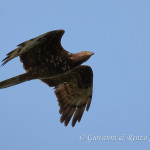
0,29,94,127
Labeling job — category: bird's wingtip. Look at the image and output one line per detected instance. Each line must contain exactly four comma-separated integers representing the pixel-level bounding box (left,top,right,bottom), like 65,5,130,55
54,29,65,34
58,29,65,35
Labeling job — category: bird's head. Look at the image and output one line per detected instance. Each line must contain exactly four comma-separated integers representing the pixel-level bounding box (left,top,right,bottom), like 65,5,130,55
70,51,94,66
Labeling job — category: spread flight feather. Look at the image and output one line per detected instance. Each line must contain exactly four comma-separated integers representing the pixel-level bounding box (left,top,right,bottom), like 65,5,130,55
0,29,94,127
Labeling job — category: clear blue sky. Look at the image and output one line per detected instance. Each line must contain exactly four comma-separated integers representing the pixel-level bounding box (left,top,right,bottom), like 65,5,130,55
0,0,150,149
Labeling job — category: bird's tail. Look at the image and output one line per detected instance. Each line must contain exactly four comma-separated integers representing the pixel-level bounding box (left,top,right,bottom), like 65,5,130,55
0,73,34,89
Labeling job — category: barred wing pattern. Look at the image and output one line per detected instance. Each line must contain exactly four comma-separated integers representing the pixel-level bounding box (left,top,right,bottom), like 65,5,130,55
41,65,93,127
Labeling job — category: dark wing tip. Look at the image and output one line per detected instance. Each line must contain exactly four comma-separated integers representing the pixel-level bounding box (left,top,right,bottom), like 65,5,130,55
72,106,86,127
86,95,92,111
53,29,65,38
47,29,65,37
56,29,65,34
1,57,9,66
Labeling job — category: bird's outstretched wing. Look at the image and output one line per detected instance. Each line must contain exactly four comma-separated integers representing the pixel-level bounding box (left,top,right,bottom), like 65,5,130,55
41,65,93,127
2,30,67,68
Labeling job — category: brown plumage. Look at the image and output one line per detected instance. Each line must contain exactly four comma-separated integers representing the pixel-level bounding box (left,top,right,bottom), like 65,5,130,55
0,29,94,127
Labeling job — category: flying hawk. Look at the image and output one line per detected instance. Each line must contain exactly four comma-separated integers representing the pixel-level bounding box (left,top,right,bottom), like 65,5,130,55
0,30,93,127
